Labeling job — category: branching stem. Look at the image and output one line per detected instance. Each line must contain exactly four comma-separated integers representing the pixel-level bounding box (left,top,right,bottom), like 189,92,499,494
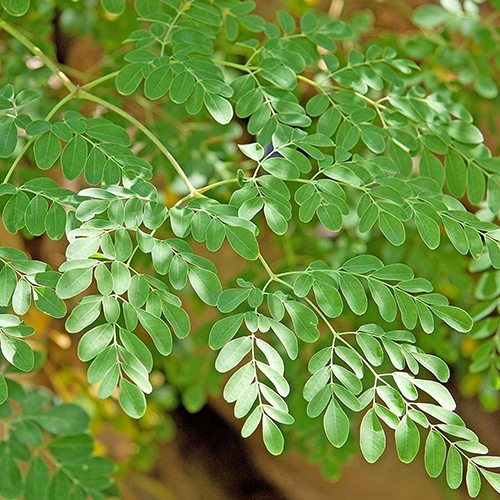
0,17,76,92
77,90,197,195
0,19,196,195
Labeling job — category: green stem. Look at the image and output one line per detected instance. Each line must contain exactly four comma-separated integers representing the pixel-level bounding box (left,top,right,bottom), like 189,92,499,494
213,59,257,72
0,17,76,93
78,90,197,195
1,92,77,184
173,177,238,207
258,253,276,280
297,74,388,122
197,178,239,194
0,19,193,194
79,71,119,92
1,70,122,185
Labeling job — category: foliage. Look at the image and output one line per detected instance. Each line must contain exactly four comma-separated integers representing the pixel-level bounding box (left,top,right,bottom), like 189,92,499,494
0,378,117,500
2,0,500,497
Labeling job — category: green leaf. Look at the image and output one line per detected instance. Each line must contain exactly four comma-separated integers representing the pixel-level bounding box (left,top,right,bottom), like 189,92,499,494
209,314,244,350
432,305,473,332
25,456,50,500
86,118,130,146
488,177,500,213
415,213,441,250
34,132,61,170
85,146,106,185
56,267,93,299
134,0,159,17
413,378,456,410
395,415,420,464
467,164,486,206
425,430,446,478
21,193,47,235
120,329,152,372
368,280,397,322
257,361,289,396
217,288,250,313
412,5,450,27
1,0,30,16
128,275,148,307
236,89,262,118
204,93,233,125
143,201,167,230
61,135,88,180
277,10,296,33
360,409,386,463
144,67,172,100
224,362,255,403
226,225,259,260
103,294,123,324
37,403,90,435
215,336,252,373
269,319,298,359
413,353,450,382
137,309,172,355
313,280,343,318
445,151,467,198
446,446,463,489
261,66,296,90
448,121,483,144
119,378,146,419
3,191,29,234
0,373,7,405
420,149,445,187
0,118,17,157
48,470,72,500
324,398,349,448
284,301,319,342
66,300,101,334
152,241,173,275
466,463,482,498
317,204,342,232
262,157,299,180
357,333,384,366
206,218,225,251
340,273,367,315
170,71,195,104
0,334,34,371
379,212,406,246
34,287,67,319
169,255,188,290
116,63,144,95
443,218,468,255
12,419,42,447
88,345,117,384
78,324,114,362
0,451,22,500
395,289,417,329
472,456,500,467
162,302,190,339
188,266,222,306
262,415,284,455
111,261,131,295
44,202,66,241
0,264,16,307
101,0,125,15
170,207,193,237
481,470,500,494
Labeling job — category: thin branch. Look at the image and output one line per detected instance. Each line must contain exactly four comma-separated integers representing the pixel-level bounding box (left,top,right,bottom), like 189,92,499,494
78,90,197,195
0,17,76,92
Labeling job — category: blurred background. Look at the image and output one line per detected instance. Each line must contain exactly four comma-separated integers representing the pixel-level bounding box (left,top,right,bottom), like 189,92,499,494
2,0,500,498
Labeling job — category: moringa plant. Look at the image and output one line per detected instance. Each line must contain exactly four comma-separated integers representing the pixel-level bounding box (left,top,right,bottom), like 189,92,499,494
1,0,500,497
